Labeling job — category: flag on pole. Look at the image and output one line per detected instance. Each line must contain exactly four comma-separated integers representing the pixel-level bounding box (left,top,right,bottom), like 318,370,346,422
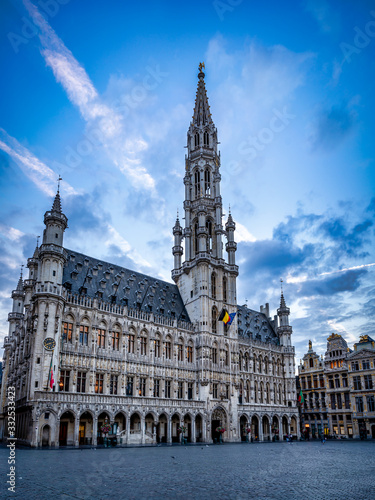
228,312,236,326
218,309,230,325
47,356,54,389
298,389,304,405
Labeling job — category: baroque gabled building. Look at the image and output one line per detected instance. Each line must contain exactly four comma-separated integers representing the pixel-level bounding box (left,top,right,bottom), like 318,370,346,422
298,333,375,439
0,66,299,447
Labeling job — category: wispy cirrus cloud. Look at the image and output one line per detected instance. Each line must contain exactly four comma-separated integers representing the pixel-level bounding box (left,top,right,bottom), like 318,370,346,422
0,128,77,196
23,0,156,191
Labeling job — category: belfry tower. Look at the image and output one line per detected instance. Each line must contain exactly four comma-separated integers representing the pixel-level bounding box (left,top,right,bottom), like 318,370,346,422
172,64,238,338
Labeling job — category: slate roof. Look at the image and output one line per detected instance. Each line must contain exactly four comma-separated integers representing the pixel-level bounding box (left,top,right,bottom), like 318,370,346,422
62,249,190,323
236,304,279,345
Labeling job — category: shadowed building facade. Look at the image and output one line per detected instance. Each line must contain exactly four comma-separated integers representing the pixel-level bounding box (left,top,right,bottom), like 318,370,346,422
0,67,299,447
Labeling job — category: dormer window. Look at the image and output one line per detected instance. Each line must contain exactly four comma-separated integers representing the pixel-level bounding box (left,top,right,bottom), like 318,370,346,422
203,131,209,146
194,133,200,148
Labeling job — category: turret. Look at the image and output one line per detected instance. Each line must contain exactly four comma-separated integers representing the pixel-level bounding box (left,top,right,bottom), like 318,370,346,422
172,213,183,270
277,291,292,346
225,209,237,266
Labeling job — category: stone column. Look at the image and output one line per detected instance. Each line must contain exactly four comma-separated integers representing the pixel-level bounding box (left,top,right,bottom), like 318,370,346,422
126,415,130,445
167,416,172,444
92,416,98,446
74,414,80,447
259,417,263,442
141,415,145,444
192,417,196,443
31,418,39,448
202,416,207,443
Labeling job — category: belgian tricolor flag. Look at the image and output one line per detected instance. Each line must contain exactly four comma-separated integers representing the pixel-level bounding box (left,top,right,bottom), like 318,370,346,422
218,308,231,324
218,309,236,326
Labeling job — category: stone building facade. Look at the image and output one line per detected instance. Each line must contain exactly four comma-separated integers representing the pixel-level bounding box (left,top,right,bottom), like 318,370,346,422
298,333,375,439
0,67,299,447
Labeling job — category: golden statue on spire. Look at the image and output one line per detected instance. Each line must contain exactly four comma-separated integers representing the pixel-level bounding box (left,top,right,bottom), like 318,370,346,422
199,62,205,72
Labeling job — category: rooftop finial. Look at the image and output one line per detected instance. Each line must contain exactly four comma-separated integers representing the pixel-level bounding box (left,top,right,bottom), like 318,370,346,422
280,278,283,293
20,263,24,278
57,175,62,193
36,236,40,247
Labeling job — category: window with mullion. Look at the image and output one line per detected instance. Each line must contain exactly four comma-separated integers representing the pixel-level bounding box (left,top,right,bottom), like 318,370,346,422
97,329,106,348
79,325,89,345
112,331,120,350
95,373,104,394
63,322,73,343
77,371,86,393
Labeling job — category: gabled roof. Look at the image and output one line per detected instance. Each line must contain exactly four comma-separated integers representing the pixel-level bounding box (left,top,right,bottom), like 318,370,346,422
62,249,190,323
347,347,375,359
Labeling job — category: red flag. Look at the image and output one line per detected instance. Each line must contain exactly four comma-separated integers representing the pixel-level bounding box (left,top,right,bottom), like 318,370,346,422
50,368,54,389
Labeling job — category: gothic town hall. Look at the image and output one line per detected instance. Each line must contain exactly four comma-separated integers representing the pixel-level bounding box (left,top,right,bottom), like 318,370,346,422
0,67,299,447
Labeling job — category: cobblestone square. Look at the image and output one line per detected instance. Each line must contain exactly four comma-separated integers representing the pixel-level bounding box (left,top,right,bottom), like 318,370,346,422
1,441,375,500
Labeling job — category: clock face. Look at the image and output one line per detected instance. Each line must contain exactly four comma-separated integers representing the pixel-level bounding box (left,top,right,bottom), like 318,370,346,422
43,337,56,350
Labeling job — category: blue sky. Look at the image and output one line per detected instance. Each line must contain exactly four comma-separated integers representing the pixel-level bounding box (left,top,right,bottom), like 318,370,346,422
0,0,374,365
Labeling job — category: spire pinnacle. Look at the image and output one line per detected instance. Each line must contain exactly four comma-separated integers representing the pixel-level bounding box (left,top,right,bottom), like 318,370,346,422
16,265,24,291
192,63,213,128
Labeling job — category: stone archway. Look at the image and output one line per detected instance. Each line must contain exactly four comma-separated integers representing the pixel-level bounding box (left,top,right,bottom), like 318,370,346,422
59,411,75,446
262,415,270,441
171,413,180,443
41,425,50,447
195,414,203,443
211,406,227,443
97,411,111,445
79,411,93,445
251,415,259,441
290,416,297,438
282,415,289,439
183,414,192,443
239,415,248,442
157,413,168,443
272,415,279,441
145,413,155,444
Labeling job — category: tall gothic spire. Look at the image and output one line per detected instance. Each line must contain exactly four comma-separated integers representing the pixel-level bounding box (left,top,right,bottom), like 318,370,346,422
191,63,214,129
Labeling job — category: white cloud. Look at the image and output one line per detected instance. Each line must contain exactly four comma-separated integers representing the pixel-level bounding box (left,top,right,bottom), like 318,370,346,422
0,224,24,241
23,0,155,192
0,129,77,197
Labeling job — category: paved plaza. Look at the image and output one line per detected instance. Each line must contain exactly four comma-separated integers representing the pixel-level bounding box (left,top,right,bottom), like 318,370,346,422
1,441,374,499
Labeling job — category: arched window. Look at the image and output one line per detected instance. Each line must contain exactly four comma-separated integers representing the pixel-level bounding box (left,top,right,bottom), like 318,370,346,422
224,346,229,366
266,383,270,404
97,322,106,348
79,318,89,346
246,380,251,402
212,343,218,364
272,358,276,375
111,325,120,350
186,341,193,363
178,338,184,362
254,381,258,403
244,353,249,371
194,221,199,255
211,273,216,299
223,276,227,302
203,131,209,146
194,132,200,148
309,358,314,368
204,168,210,195
258,356,262,374
194,170,200,198
260,382,264,403
212,306,217,334
154,333,161,358
165,336,172,360
264,357,268,374
206,219,213,251
62,316,74,343
239,352,242,370
140,331,147,355
279,385,283,404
